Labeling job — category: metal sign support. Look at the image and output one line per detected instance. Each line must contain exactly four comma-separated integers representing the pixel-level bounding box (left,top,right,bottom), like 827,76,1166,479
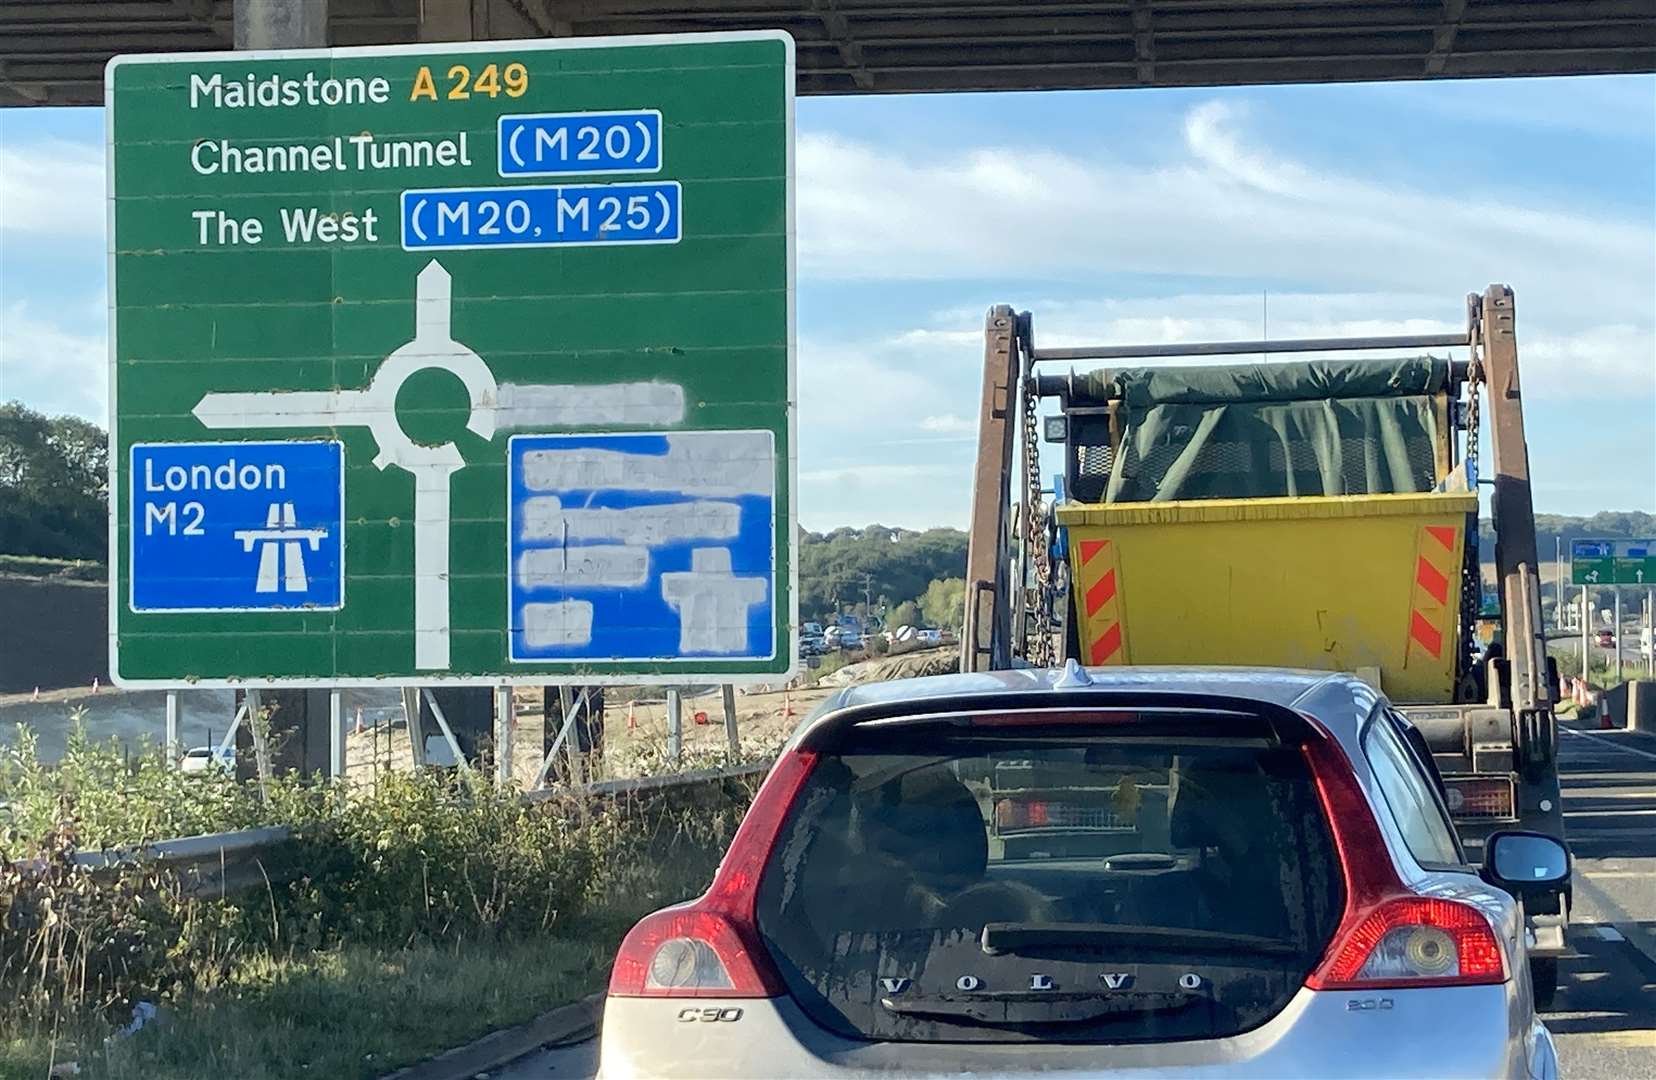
666,688,684,766
165,691,180,766
722,684,740,757
494,684,515,788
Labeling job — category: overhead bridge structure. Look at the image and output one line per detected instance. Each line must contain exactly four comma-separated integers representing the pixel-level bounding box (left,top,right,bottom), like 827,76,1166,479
2,0,1653,106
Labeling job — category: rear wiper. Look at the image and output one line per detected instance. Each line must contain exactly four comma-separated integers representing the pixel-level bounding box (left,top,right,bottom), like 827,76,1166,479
981,922,1297,957
881,989,1200,1026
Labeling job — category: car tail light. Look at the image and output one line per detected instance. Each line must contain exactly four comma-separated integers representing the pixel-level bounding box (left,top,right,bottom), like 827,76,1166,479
1442,776,1515,820
1312,897,1505,988
607,751,817,998
1299,729,1507,991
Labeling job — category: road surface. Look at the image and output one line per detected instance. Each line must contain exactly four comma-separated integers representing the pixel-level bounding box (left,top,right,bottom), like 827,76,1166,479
486,721,1656,1080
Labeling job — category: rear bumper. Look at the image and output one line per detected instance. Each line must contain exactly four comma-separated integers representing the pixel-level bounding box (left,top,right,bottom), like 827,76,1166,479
598,984,1534,1080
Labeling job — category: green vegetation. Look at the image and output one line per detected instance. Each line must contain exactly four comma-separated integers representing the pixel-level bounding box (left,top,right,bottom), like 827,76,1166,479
799,525,966,624
0,722,767,1080
920,578,967,632
0,403,107,563
1481,511,1656,554
0,554,106,582
2,936,611,1080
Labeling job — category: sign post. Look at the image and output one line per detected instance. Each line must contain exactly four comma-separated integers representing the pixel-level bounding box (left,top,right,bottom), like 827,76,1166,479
107,33,796,690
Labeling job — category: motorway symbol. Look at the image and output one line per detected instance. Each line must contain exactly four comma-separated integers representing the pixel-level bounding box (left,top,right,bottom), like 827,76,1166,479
107,34,794,687
235,503,329,593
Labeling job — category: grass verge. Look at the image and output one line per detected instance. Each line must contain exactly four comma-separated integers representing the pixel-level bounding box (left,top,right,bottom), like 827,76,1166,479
0,934,613,1080
0,555,107,583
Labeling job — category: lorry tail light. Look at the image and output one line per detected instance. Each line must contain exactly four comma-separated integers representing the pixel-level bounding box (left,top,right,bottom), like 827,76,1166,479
608,751,817,998
1442,777,1515,820
1309,897,1506,988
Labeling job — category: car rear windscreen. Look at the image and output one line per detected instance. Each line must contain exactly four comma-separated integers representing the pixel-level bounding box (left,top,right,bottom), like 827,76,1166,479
756,717,1344,1044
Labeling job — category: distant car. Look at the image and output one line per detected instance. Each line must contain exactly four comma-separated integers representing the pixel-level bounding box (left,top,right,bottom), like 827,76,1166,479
915,627,943,645
179,745,234,774
1595,629,1616,649
602,666,1565,1080
824,626,863,650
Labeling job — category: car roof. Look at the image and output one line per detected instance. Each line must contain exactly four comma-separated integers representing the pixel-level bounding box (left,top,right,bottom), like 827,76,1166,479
801,664,1379,748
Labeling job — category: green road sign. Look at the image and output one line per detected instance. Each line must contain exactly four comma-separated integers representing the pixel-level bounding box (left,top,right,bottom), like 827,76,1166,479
108,34,795,687
1571,539,1656,586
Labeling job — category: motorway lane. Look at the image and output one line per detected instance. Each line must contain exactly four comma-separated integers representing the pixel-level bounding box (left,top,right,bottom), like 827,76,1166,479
1547,723,1656,1079
487,723,1656,1080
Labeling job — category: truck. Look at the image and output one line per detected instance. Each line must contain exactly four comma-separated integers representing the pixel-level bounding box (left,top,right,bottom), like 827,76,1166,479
961,285,1567,1004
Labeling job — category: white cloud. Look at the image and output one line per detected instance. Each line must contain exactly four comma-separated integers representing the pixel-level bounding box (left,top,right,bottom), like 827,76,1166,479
797,100,1656,321
0,139,105,238
919,414,975,435
0,299,107,419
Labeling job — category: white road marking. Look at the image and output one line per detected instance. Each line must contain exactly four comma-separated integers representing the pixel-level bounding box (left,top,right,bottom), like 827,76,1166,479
1563,789,1656,799
1564,727,1656,764
1565,808,1656,818
1595,926,1627,942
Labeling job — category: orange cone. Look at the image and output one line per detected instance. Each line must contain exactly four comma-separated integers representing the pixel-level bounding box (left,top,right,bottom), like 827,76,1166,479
626,701,637,730
354,706,365,735
91,677,99,694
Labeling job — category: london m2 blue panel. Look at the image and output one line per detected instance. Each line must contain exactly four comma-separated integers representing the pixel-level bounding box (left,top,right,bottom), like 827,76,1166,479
507,431,776,663
129,441,344,612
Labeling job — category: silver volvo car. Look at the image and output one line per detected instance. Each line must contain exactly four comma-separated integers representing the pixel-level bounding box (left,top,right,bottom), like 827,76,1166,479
599,666,1564,1079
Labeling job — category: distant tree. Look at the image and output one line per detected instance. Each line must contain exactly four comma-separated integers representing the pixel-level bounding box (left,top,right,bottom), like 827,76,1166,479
888,600,921,632
919,577,967,632
799,526,967,622
0,402,108,560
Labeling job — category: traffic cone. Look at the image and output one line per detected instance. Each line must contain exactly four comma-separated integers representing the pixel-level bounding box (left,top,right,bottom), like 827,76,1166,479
354,706,365,735
626,701,637,730
31,687,39,701
91,677,99,694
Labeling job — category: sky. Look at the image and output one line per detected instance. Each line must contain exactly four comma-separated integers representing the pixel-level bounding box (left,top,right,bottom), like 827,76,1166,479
2,74,1653,532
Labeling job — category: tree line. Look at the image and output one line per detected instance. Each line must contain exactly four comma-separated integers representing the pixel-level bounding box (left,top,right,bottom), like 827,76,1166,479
10,399,1649,630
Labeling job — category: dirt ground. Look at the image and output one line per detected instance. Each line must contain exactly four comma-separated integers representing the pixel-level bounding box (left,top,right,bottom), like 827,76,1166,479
342,683,838,789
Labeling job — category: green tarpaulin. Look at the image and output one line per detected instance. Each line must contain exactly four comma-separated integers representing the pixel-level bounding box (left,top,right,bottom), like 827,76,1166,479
1070,357,1454,503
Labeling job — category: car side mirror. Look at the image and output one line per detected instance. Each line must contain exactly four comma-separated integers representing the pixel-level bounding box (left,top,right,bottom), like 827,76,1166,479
1483,830,1570,896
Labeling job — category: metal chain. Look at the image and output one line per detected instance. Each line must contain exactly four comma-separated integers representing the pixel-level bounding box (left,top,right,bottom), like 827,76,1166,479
1464,305,1482,488
1021,378,1056,667
1458,317,1485,685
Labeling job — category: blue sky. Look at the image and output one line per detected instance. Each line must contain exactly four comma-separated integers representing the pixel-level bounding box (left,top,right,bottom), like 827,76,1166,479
2,74,1652,529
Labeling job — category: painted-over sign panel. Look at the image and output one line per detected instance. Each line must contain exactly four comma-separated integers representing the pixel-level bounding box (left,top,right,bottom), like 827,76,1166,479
106,33,795,687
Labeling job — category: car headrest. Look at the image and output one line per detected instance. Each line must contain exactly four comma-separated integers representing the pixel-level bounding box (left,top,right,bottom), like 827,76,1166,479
1168,756,1269,853
859,766,987,895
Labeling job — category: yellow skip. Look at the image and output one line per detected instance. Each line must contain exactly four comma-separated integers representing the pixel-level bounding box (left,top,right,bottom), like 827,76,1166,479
1058,492,1479,704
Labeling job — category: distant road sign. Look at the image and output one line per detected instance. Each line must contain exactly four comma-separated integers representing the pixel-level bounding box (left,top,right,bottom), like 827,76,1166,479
1571,539,1656,586
107,33,795,687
